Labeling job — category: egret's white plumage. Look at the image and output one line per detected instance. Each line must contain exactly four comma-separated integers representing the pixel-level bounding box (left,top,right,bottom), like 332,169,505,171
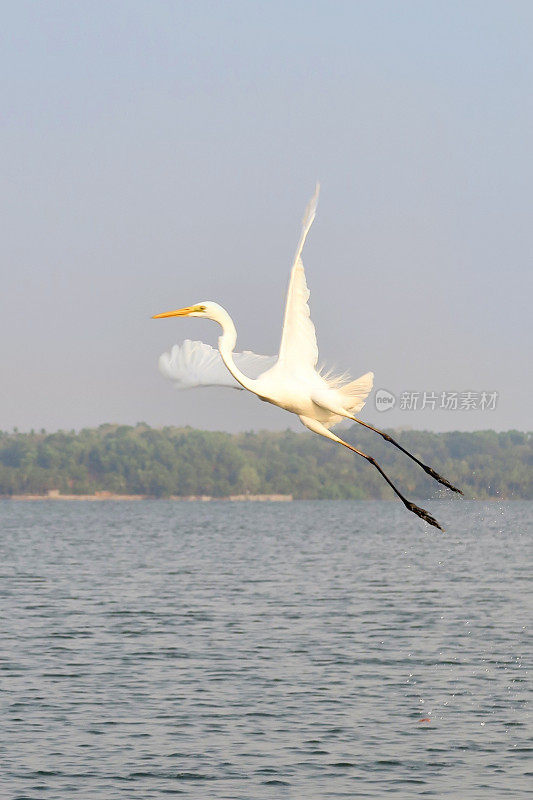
277,186,320,374
159,340,277,390
153,185,462,530
157,185,373,429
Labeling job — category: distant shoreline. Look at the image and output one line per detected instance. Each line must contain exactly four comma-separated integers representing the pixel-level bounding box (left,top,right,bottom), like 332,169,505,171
3,491,293,502
0,427,530,500
1,494,523,503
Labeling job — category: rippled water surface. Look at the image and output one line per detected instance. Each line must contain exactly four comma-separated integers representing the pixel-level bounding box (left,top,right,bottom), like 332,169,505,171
1,500,531,799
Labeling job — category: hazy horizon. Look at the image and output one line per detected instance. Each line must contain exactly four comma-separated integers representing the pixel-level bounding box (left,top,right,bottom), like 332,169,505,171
3,420,530,437
2,2,531,434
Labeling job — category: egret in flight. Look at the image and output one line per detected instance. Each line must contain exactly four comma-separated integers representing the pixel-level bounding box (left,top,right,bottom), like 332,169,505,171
153,186,461,530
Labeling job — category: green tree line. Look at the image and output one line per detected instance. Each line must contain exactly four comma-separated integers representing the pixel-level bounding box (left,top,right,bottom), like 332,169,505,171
0,425,531,499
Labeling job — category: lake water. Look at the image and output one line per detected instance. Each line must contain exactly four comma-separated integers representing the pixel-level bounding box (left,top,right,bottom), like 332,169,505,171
1,500,531,799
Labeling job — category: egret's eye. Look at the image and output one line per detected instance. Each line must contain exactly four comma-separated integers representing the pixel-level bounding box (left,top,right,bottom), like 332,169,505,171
198,305,206,312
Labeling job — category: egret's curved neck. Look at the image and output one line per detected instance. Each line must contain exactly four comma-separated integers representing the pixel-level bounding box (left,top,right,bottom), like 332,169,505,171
215,308,257,393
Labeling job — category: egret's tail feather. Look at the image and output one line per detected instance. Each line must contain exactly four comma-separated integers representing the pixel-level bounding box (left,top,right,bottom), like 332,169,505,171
338,371,374,414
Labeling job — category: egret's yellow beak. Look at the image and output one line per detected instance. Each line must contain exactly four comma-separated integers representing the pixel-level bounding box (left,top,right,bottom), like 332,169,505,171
152,305,201,319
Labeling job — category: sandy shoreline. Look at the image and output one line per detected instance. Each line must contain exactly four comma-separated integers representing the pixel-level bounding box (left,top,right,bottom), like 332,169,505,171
3,491,293,502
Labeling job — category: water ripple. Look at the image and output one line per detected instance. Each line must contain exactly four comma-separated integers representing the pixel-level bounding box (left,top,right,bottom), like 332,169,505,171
0,499,530,798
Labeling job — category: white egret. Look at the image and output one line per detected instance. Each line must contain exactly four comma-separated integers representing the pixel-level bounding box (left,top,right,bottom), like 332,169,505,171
153,186,461,530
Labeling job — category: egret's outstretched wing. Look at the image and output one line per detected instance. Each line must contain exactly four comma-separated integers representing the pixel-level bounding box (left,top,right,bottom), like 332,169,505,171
277,184,320,375
159,339,277,390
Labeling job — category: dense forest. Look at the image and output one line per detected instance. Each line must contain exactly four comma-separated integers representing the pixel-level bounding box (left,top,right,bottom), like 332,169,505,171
0,425,530,499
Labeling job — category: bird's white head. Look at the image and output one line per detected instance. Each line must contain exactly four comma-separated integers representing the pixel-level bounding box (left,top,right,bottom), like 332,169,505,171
152,301,226,323
152,301,236,351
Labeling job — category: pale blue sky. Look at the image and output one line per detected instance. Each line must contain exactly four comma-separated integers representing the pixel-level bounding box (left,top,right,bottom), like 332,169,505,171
1,1,531,432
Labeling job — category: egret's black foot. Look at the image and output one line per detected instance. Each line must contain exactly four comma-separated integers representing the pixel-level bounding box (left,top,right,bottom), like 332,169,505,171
405,501,444,531
423,466,463,495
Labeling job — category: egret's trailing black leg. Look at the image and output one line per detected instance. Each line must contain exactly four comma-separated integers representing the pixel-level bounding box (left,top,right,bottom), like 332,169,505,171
350,418,463,495
340,440,444,531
